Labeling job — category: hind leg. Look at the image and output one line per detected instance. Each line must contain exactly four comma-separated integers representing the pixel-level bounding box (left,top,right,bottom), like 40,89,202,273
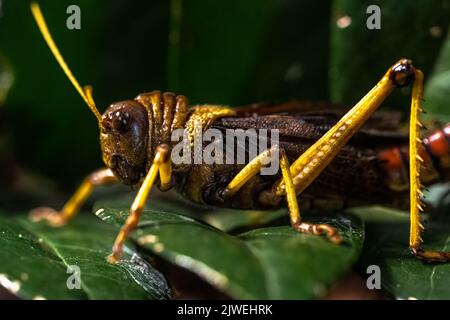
273,59,450,262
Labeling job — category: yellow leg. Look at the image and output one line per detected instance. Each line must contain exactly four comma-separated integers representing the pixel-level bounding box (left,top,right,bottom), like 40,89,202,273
222,146,278,198
274,60,400,196
222,146,342,243
279,150,342,244
108,145,171,263
408,71,450,262
30,168,117,226
159,160,172,191
273,58,450,262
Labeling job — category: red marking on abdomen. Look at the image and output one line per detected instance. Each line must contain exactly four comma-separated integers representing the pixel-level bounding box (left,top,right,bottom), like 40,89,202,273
378,123,450,190
423,129,450,157
377,148,403,171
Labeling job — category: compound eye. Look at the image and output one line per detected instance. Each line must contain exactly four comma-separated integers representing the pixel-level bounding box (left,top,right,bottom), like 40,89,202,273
112,110,131,133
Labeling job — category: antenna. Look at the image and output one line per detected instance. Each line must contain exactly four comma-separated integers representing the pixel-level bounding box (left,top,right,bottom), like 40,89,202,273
30,2,102,124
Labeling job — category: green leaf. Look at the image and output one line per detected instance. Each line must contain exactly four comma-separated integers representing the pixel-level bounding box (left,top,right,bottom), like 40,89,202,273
0,214,171,300
119,191,287,232
95,197,364,299
352,206,450,300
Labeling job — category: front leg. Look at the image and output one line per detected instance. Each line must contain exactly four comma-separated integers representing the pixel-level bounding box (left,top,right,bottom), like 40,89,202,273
31,168,117,226
108,145,171,263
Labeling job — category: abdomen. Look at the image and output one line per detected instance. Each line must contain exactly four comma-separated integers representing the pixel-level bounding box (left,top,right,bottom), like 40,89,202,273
177,113,403,211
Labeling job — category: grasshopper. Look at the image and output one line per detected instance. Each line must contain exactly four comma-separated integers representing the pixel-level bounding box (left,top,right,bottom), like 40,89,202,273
29,2,450,263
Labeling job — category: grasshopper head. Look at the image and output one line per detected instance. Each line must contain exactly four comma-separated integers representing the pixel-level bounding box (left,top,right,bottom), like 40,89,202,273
31,3,151,186
100,101,149,185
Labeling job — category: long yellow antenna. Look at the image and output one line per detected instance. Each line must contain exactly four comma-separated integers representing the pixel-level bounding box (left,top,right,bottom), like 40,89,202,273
30,2,102,124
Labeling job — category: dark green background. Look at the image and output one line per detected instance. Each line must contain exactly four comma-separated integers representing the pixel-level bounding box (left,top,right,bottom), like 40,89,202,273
1,0,450,189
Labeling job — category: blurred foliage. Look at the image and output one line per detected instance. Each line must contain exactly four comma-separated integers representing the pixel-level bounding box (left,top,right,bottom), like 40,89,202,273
425,32,450,120
330,0,450,108
169,0,331,104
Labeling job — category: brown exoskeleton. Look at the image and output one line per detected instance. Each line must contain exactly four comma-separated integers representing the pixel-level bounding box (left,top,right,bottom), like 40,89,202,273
30,2,450,263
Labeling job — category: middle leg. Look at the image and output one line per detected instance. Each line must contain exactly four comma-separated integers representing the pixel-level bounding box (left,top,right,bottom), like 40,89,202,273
222,146,342,243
